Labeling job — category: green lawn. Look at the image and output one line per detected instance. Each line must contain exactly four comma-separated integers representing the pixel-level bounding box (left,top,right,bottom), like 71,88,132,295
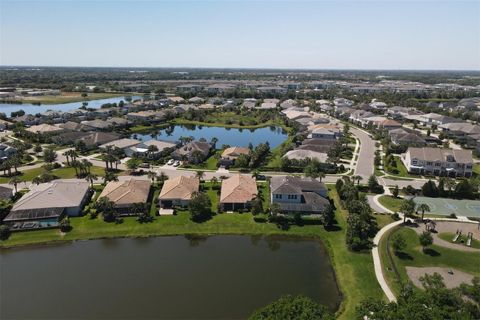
0,166,107,183
0,186,385,319
184,151,220,171
378,195,403,212
473,164,480,176
380,227,480,296
384,156,410,177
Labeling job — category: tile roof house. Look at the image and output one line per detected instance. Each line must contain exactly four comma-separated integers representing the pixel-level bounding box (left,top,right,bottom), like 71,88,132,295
98,178,151,215
54,131,121,148
3,180,91,230
26,124,64,134
220,174,258,211
158,176,199,208
401,147,473,177
127,139,177,158
419,113,463,127
270,176,329,214
99,138,142,153
219,146,250,167
284,149,328,162
81,119,112,130
0,143,17,160
388,128,426,147
171,141,212,163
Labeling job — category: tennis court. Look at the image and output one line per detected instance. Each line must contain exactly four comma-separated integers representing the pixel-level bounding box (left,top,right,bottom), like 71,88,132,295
413,197,480,218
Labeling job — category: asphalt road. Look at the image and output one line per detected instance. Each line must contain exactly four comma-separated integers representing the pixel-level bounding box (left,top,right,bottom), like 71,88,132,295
351,127,375,179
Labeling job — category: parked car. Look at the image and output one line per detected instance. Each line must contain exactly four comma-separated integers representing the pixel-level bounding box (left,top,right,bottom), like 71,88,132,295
167,159,175,165
173,160,180,167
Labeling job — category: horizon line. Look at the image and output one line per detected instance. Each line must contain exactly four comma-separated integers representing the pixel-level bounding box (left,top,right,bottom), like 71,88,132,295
1,65,480,73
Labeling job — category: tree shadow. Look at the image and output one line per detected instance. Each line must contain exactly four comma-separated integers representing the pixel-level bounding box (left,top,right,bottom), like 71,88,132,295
324,225,342,232
423,248,441,257
395,251,414,260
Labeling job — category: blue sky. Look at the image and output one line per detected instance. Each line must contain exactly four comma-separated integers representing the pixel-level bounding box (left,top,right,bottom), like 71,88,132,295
0,0,479,70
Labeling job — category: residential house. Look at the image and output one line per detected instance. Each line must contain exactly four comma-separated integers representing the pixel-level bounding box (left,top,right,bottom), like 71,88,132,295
388,128,426,147
99,138,142,155
0,119,12,131
127,139,177,158
171,141,212,163
26,124,64,135
13,114,38,126
311,128,338,140
158,176,199,208
3,180,91,230
54,131,121,148
257,86,287,94
418,113,462,127
284,149,328,162
270,176,329,214
401,147,473,177
219,146,250,167
219,174,258,211
98,178,151,216
0,143,17,160
81,119,111,130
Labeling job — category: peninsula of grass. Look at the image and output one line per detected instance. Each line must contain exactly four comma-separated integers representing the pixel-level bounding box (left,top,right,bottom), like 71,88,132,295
0,186,385,320
379,226,480,297
18,92,127,105
378,195,403,212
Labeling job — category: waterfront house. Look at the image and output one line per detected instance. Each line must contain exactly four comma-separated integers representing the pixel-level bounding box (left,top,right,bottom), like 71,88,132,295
171,141,212,163
99,138,142,155
3,180,91,230
270,176,329,215
220,174,258,211
219,146,250,167
98,178,151,216
158,176,199,208
401,147,473,177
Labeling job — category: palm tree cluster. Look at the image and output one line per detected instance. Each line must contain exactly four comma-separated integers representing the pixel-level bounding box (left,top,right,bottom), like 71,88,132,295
0,154,21,177
100,146,122,171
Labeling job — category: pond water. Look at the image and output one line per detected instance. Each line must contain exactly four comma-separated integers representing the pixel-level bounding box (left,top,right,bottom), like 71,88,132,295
131,124,288,148
0,96,141,116
0,235,341,319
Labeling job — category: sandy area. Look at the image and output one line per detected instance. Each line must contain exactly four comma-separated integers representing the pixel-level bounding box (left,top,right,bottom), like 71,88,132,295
406,266,475,289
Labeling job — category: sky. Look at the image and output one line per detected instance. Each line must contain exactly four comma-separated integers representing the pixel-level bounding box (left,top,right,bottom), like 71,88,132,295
0,0,479,70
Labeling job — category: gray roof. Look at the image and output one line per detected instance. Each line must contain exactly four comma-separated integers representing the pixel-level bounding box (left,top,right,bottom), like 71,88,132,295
11,180,90,212
271,176,327,195
408,147,473,164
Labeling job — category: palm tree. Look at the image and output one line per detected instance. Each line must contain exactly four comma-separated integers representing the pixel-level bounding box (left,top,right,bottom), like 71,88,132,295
156,172,168,185
147,171,157,183
103,171,118,184
95,196,116,221
63,151,71,166
400,198,416,223
82,159,92,174
9,176,21,193
85,173,98,187
71,159,81,177
318,172,326,183
210,137,218,149
211,176,218,189
32,176,42,185
417,203,431,221
195,170,205,181
353,175,363,186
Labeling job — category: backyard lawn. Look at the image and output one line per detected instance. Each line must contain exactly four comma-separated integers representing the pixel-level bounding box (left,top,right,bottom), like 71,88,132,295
384,156,410,177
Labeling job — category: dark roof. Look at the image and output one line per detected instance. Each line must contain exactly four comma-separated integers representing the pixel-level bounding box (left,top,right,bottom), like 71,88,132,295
0,186,13,200
277,193,329,213
271,176,327,195
3,207,65,222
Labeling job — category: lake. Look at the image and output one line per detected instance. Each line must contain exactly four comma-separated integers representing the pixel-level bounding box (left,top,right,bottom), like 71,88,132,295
131,124,288,148
0,96,141,116
0,235,341,319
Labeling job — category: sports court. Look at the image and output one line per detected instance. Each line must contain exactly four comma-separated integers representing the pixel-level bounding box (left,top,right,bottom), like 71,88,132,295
413,197,480,219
